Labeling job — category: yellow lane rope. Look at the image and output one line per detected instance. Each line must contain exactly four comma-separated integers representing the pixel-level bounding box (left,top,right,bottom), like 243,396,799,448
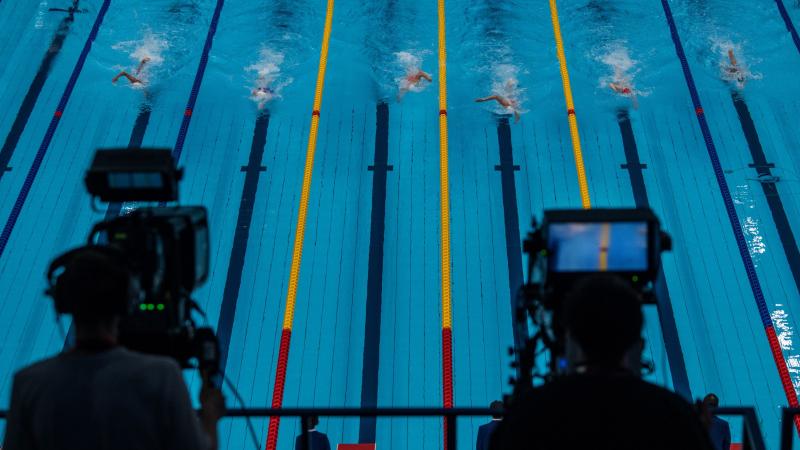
282,0,335,331
548,0,592,209
437,0,455,447
438,0,452,336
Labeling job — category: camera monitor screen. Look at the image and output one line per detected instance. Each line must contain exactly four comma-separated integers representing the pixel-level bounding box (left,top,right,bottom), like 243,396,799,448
108,172,164,189
547,221,648,272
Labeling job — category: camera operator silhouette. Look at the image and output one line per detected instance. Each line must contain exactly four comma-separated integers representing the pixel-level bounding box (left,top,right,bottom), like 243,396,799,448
3,245,225,450
491,274,714,450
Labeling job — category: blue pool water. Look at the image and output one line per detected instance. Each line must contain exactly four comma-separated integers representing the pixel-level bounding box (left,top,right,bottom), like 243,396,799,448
1,0,800,448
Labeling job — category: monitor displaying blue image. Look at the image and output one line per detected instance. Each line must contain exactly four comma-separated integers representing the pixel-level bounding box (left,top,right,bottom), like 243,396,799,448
547,221,649,272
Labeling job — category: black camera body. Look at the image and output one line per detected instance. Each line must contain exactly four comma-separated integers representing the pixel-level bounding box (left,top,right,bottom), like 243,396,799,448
47,148,219,373
89,205,209,364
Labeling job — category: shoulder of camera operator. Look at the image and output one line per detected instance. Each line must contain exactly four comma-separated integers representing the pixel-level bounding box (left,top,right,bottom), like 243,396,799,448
8,348,212,450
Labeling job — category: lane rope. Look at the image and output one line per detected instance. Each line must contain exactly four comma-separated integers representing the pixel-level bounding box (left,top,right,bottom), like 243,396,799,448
437,0,455,447
0,0,111,260
548,0,591,209
660,0,800,432
264,0,335,448
171,0,225,162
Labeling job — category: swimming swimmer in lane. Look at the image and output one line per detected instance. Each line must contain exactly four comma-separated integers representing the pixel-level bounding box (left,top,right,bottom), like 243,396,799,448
251,81,275,110
475,94,521,123
397,70,433,101
609,68,638,110
112,57,150,85
724,49,746,86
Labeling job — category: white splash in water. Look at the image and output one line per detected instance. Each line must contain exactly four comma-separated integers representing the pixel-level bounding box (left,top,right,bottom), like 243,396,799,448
596,43,650,97
395,50,432,99
245,47,292,109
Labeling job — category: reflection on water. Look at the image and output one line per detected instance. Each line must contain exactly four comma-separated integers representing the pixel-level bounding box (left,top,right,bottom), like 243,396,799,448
772,307,800,391
733,184,767,265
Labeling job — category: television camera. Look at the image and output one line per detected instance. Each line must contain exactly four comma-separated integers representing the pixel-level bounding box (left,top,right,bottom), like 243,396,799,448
46,148,220,377
511,207,671,395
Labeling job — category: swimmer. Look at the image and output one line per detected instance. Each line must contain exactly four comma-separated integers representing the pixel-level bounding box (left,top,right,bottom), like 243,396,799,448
475,95,521,123
112,57,150,85
397,70,433,101
609,70,639,110
724,49,746,85
251,85,275,110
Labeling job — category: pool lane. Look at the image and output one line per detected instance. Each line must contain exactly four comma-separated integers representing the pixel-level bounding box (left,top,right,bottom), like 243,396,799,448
517,0,677,393
664,0,800,439
208,1,382,449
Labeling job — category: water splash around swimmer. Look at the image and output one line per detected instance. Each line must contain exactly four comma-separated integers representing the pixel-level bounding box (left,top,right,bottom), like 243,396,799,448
710,37,761,89
111,30,168,88
246,47,292,110
596,42,648,109
394,50,433,100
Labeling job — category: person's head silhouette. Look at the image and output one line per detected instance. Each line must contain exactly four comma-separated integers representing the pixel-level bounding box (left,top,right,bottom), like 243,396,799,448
490,400,504,420
562,274,644,374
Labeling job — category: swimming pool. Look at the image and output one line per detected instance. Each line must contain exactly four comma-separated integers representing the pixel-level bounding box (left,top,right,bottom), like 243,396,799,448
1,0,800,448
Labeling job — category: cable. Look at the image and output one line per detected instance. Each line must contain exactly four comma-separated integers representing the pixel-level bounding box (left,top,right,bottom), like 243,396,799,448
223,373,261,450
186,362,260,450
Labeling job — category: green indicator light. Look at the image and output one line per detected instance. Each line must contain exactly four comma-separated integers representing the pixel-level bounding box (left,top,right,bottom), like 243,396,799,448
147,304,155,311
632,275,639,283
156,304,165,311
139,304,147,311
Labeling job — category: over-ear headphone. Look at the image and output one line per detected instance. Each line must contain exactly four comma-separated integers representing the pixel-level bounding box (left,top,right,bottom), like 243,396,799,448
45,245,139,316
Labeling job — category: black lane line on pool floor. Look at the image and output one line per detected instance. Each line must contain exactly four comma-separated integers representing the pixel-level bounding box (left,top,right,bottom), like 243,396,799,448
0,3,85,180
773,0,800,54
359,102,391,444
494,117,525,369
731,92,800,297
617,109,692,400
62,103,153,350
216,111,270,374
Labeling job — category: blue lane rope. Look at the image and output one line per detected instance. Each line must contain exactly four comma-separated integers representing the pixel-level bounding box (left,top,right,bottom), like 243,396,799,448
171,0,225,163
773,0,800,54
660,0,800,412
0,0,112,259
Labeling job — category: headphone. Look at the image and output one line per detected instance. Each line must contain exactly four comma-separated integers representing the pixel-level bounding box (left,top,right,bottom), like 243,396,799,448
45,245,139,316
